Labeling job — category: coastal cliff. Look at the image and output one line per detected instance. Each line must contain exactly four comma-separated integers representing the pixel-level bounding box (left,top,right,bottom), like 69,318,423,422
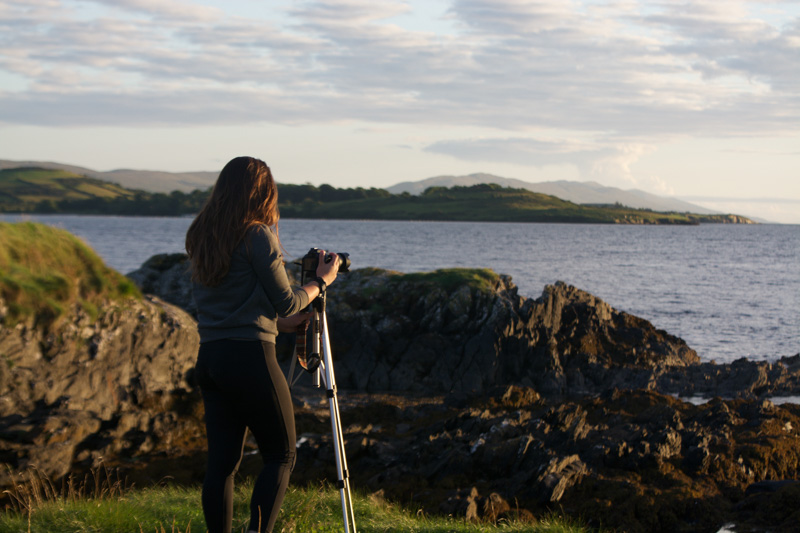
2,232,798,532
0,224,203,491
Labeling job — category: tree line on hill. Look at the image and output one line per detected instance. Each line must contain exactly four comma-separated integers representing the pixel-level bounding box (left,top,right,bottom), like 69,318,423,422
40,183,390,216
4,179,390,217
1,168,752,224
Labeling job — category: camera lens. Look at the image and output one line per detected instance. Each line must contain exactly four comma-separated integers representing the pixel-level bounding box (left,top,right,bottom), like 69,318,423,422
337,253,351,272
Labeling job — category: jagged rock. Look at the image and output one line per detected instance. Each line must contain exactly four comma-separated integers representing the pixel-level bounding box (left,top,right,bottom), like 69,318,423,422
536,455,589,502
288,386,800,533
0,295,201,488
129,255,800,399
126,254,195,317
5,251,798,533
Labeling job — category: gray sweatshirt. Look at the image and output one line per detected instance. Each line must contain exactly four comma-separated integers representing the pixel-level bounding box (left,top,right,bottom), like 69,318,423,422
192,224,310,344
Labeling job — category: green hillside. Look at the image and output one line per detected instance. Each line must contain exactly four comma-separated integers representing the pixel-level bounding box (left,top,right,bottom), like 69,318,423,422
0,167,208,215
280,183,751,224
0,167,135,211
0,167,753,224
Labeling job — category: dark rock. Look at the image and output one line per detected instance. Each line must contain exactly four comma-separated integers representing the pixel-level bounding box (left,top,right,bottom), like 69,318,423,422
0,294,201,489
5,253,800,533
535,455,589,503
734,481,800,532
130,256,800,400
126,254,195,317
745,479,799,495
288,387,800,533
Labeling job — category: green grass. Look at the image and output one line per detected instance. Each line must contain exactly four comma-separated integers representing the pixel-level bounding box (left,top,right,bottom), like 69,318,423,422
0,222,140,328
0,470,595,533
0,167,134,209
279,183,749,225
393,268,501,294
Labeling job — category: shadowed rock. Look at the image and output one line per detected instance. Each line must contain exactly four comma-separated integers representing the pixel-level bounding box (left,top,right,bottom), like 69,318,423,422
127,257,800,400
2,254,798,533
0,295,202,488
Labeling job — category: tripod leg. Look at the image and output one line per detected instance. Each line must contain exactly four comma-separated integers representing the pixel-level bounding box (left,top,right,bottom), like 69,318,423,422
320,311,357,533
287,345,299,389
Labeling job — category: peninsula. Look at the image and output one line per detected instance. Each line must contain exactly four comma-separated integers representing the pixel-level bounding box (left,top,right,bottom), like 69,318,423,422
0,167,754,224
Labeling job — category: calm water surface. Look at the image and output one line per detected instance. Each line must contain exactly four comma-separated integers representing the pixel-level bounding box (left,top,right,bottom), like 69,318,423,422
3,214,798,364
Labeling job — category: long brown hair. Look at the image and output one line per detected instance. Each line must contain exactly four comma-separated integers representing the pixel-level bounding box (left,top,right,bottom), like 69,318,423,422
185,156,279,286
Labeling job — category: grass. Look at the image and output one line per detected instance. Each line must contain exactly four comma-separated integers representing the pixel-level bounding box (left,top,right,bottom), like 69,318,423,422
0,222,141,329
393,268,501,294
0,468,596,533
0,168,134,207
280,184,750,225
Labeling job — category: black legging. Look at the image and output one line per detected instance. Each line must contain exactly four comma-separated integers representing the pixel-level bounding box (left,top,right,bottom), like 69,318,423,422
195,339,296,533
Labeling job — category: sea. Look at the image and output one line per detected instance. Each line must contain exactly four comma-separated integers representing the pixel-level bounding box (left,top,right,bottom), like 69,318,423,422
2,214,798,365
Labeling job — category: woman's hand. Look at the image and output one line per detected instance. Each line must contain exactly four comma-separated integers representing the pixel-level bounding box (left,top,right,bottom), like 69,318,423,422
300,249,340,300
315,249,340,287
277,312,312,332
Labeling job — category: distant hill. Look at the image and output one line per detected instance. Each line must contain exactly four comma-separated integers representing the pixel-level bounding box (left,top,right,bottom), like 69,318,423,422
0,160,217,193
0,167,135,211
387,173,719,215
280,183,753,225
2,161,721,216
0,167,208,215
0,169,753,223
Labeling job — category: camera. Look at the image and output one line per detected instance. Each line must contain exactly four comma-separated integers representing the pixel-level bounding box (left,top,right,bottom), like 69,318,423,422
301,247,351,280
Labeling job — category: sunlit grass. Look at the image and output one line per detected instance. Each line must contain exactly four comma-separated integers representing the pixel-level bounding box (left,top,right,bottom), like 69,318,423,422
0,221,140,328
0,468,597,533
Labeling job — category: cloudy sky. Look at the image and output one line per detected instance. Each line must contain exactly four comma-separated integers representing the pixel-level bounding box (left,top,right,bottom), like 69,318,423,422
1,0,799,222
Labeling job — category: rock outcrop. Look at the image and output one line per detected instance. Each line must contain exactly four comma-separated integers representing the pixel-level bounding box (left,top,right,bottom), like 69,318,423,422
127,255,799,400
1,252,796,533
0,295,202,489
289,385,800,533
322,268,699,395
126,253,195,317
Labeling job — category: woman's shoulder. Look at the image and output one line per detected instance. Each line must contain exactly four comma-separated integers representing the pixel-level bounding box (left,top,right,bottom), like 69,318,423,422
242,224,280,259
246,223,277,242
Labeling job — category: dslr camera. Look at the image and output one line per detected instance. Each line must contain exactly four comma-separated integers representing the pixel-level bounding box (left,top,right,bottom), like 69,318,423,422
301,248,351,281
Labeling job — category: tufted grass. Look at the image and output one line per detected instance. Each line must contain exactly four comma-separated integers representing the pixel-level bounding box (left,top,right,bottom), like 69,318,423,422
0,222,140,329
393,268,501,294
0,468,596,533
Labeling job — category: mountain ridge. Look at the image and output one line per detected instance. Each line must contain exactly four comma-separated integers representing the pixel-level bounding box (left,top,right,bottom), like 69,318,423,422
1,167,754,224
0,159,217,193
387,173,720,214
1,160,719,215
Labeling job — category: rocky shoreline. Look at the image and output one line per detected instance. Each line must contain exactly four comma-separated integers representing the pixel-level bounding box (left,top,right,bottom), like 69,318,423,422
1,252,798,532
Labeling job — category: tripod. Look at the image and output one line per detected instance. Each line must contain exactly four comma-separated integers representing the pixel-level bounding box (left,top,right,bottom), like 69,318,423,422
288,289,357,533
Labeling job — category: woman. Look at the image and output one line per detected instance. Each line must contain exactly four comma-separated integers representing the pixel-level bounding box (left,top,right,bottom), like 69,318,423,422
185,156,339,533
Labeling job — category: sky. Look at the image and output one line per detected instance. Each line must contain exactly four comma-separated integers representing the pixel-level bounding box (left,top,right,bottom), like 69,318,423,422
1,0,799,223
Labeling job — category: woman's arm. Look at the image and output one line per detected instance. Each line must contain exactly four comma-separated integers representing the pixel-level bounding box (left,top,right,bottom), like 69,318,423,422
277,312,312,332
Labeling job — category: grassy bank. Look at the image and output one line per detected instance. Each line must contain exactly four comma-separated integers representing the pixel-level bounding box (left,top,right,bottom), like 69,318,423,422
0,472,594,533
0,221,140,329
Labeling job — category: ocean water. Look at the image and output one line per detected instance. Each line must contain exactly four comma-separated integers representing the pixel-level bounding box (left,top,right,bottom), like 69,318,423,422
2,214,798,364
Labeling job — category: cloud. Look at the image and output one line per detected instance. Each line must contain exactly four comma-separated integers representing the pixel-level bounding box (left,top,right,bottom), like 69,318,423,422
424,136,663,189
0,0,798,141
86,0,223,22
425,136,610,167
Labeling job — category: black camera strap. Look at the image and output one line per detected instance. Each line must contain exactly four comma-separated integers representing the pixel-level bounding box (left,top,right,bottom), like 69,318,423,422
313,276,327,293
